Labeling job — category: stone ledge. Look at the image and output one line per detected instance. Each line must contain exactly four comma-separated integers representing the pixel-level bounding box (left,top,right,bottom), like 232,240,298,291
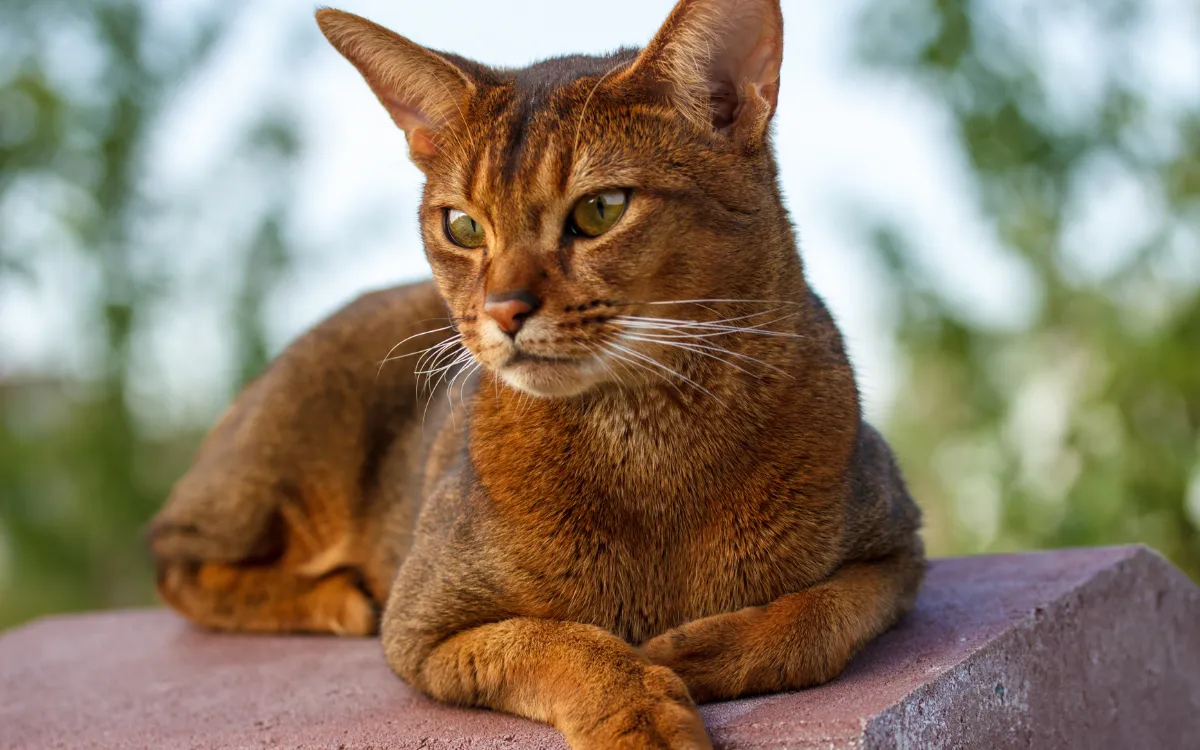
1,546,1197,749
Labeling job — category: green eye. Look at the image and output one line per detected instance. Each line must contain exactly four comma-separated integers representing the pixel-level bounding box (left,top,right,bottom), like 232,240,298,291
570,190,629,238
445,209,485,248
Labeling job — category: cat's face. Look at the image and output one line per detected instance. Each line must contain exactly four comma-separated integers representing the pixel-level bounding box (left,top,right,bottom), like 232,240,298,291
418,64,780,397
319,0,787,397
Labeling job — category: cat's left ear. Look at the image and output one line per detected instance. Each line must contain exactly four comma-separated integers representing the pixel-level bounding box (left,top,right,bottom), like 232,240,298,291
624,0,783,140
316,8,476,169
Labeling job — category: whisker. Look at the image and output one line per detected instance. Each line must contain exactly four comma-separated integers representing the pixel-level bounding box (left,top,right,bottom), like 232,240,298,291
599,343,689,402
614,313,806,340
379,333,462,399
382,333,460,367
619,329,793,374
423,335,466,362
421,348,474,380
621,334,792,380
613,326,757,341
448,356,480,413
615,308,792,327
415,335,463,369
635,298,801,307
586,342,631,393
422,348,475,430
418,347,472,406
629,307,791,326
404,337,464,393
466,361,485,410
621,334,757,378
375,325,457,381
614,326,800,341
604,341,722,403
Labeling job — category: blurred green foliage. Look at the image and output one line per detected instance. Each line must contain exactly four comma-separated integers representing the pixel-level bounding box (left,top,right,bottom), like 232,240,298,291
0,0,1196,630
854,0,1200,577
0,0,304,627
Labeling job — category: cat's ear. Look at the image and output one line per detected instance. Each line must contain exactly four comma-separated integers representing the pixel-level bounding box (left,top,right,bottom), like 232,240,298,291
625,0,783,138
316,8,475,168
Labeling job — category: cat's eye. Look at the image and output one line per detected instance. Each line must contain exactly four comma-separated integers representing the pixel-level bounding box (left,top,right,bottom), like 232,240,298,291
444,209,486,248
569,190,629,238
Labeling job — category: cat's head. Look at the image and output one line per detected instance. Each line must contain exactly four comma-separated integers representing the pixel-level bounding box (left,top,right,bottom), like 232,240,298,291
318,0,792,398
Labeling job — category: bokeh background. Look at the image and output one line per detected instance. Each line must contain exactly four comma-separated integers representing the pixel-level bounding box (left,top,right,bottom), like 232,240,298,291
1,0,1197,629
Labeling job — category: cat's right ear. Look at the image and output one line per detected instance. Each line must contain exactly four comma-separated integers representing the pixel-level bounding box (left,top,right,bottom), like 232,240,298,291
623,0,783,142
316,8,474,169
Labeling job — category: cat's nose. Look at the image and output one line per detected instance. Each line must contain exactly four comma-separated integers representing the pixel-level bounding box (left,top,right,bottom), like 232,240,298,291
484,290,541,336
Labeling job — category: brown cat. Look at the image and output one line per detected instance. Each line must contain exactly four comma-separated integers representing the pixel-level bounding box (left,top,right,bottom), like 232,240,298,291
147,1,925,747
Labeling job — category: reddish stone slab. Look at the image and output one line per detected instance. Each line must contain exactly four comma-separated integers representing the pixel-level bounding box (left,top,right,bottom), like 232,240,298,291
1,546,1197,749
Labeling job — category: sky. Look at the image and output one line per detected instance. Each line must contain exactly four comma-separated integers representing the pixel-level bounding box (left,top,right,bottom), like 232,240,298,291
2,0,1198,426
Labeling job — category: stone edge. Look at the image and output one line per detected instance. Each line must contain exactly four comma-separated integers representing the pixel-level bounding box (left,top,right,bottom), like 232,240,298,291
860,544,1194,748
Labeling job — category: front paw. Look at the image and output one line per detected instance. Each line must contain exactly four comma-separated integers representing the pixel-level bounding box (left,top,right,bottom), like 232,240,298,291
642,613,754,704
568,666,711,750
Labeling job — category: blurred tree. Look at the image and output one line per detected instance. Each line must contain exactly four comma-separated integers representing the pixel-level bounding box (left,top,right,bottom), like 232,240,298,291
0,0,306,627
853,0,1200,577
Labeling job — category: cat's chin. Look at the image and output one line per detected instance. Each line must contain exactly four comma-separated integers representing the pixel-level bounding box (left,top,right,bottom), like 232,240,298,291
496,357,607,399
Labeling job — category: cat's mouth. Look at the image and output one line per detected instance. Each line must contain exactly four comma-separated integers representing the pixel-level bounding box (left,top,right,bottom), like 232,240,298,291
497,348,605,398
507,350,578,366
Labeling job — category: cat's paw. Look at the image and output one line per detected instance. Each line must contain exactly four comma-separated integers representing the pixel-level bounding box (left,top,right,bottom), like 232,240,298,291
567,666,711,750
642,613,753,704
313,572,379,636
157,560,379,635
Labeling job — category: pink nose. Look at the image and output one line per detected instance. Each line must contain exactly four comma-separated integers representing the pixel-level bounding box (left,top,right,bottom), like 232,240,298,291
484,290,540,336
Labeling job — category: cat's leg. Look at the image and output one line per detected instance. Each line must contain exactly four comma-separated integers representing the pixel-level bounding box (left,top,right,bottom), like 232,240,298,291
148,454,385,634
147,281,454,634
382,516,711,750
156,560,377,635
640,549,924,703
386,617,712,750
151,474,380,634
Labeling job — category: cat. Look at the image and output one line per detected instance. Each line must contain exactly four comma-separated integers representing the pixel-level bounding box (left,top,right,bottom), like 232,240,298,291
146,1,925,747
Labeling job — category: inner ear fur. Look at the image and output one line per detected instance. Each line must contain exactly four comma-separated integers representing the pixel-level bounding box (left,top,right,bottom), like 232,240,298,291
623,0,783,138
315,8,476,166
